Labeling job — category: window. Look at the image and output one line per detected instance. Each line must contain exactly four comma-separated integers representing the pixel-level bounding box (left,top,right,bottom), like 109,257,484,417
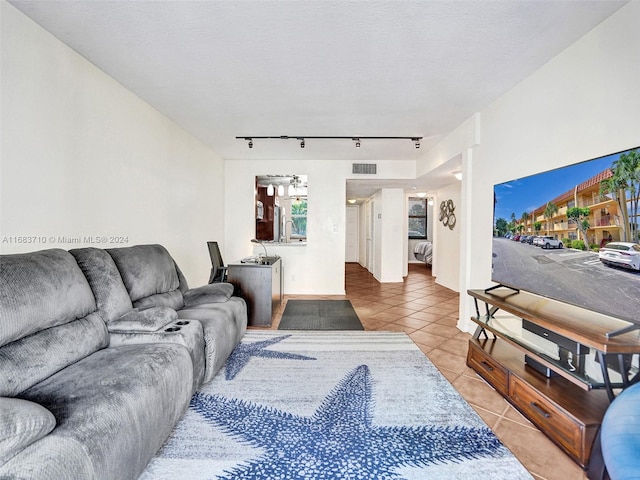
408,197,427,239
290,198,307,239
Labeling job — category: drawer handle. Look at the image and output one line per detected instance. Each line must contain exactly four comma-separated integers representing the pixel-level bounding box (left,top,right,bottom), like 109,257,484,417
480,361,494,372
530,401,551,419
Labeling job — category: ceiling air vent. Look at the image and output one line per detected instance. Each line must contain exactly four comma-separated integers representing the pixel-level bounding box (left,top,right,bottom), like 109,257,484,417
352,163,377,175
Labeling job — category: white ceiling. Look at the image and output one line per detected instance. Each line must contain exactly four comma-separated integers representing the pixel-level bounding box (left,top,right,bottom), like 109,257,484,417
9,0,626,200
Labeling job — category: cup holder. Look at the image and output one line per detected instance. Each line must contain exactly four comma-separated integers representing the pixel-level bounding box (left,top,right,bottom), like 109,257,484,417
165,326,181,332
176,321,190,326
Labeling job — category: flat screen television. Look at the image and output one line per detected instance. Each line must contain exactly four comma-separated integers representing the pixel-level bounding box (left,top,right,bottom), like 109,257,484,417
491,146,640,329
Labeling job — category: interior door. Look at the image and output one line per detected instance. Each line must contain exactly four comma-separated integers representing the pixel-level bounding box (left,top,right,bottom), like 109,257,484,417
367,200,374,273
345,205,359,262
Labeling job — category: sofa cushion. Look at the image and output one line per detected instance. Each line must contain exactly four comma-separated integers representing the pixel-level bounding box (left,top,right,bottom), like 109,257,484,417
14,343,194,480
0,249,96,348
0,435,94,480
70,247,133,324
183,282,234,307
0,313,108,397
109,307,177,333
0,398,56,466
107,245,180,303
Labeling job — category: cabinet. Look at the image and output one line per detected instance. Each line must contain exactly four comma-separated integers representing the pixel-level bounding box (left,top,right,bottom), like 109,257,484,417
228,257,282,327
466,288,640,469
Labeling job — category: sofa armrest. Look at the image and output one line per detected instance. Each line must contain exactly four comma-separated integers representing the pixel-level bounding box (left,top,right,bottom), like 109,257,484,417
183,282,234,308
0,398,56,466
108,307,177,333
108,320,206,392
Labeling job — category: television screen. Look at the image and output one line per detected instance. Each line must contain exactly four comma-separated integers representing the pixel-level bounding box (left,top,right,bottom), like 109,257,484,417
492,146,640,326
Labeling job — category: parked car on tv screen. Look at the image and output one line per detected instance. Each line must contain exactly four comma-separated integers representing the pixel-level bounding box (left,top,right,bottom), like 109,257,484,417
536,236,563,249
599,242,640,271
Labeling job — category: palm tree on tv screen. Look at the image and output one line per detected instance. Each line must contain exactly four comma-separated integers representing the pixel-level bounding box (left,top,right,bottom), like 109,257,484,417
614,149,640,242
534,221,542,235
521,212,530,233
543,202,558,235
600,149,640,242
599,174,628,241
567,207,591,245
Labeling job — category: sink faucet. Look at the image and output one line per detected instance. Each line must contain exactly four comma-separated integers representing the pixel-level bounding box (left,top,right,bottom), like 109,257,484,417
250,239,268,257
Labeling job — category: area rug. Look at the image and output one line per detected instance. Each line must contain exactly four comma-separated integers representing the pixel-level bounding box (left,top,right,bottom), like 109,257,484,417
278,299,364,330
139,331,532,480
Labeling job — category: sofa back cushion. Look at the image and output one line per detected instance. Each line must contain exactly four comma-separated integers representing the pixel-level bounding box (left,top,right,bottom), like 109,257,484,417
0,249,97,347
70,247,133,324
0,249,108,396
0,313,108,396
107,244,184,310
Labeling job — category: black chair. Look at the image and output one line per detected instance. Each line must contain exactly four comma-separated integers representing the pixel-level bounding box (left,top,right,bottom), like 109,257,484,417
207,241,228,284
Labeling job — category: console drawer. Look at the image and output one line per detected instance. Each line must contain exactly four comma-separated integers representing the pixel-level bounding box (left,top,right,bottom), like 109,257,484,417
467,340,509,396
510,375,584,463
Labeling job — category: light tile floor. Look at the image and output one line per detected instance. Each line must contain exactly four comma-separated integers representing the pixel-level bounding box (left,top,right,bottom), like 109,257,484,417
262,262,588,480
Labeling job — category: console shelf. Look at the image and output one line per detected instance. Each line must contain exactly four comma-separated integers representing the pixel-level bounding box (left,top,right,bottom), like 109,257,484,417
466,288,640,471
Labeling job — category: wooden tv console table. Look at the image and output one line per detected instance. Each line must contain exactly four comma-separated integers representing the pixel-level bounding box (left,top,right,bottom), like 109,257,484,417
466,288,640,470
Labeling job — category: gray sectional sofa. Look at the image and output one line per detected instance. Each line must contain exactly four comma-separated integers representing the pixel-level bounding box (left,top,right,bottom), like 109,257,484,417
0,244,247,479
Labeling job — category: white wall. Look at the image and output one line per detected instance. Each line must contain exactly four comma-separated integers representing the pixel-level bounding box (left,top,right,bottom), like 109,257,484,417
378,188,405,283
0,3,224,284
457,1,640,331
224,159,415,295
432,183,461,291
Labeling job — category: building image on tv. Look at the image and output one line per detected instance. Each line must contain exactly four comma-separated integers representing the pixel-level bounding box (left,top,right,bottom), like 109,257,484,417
491,147,640,326
495,149,639,247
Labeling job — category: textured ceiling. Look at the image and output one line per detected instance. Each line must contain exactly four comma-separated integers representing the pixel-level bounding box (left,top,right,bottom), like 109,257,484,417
9,0,627,199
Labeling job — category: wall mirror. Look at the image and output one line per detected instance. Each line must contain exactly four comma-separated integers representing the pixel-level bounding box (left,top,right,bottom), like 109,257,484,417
255,175,308,243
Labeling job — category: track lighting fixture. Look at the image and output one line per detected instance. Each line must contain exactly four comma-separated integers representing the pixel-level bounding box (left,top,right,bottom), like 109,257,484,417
237,135,423,149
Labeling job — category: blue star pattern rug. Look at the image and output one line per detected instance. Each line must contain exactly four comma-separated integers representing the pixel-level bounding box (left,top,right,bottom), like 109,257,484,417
140,331,533,480
224,334,316,380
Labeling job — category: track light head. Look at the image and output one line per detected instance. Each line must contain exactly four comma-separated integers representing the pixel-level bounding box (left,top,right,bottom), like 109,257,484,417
413,138,420,149
247,138,253,149
300,139,305,148
353,138,361,148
